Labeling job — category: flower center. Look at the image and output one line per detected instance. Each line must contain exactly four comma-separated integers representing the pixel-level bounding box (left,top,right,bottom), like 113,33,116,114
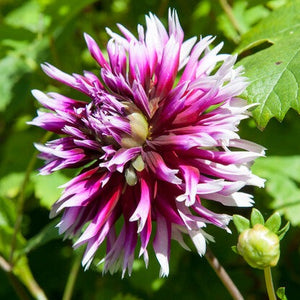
121,108,149,149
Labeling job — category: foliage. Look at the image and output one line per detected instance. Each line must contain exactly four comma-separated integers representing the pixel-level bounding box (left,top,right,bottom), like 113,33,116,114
237,0,300,129
1,0,300,299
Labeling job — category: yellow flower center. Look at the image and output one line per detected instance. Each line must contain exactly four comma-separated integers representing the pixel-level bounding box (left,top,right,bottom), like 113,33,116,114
121,108,149,149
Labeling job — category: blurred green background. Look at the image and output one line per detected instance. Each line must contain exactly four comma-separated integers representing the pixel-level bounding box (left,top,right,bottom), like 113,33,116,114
1,0,300,299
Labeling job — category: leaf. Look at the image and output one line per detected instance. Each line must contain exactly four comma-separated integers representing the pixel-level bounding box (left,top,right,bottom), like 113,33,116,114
0,197,27,260
4,0,50,33
0,130,40,178
265,212,281,233
0,216,26,259
252,156,300,225
32,171,69,209
232,215,250,233
0,173,24,199
43,0,98,34
0,24,35,42
12,255,48,300
217,1,269,43
250,208,265,226
277,222,290,240
231,245,239,254
0,197,20,258
0,197,16,228
21,219,61,255
0,55,30,111
277,287,288,300
236,1,300,128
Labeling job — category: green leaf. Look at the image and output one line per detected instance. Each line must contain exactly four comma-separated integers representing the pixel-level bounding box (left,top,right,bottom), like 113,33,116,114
4,0,50,33
277,287,288,300
277,222,290,240
0,173,24,199
0,55,30,111
252,156,300,225
32,171,69,209
0,197,16,228
21,219,61,255
0,197,26,260
0,24,35,43
217,1,269,43
236,1,300,128
0,218,26,259
231,245,239,254
43,0,98,34
233,215,250,233
265,212,281,233
12,255,48,300
250,208,265,226
0,130,40,178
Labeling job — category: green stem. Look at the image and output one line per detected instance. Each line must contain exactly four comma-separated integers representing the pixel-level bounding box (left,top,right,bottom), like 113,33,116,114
62,254,82,300
7,273,31,300
9,131,52,264
264,267,277,300
219,0,243,37
0,255,11,272
1,256,30,300
7,132,52,300
205,248,244,300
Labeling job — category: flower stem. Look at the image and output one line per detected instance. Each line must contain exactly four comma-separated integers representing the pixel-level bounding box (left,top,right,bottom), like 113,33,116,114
219,0,243,36
205,248,244,300
264,267,277,300
62,254,82,300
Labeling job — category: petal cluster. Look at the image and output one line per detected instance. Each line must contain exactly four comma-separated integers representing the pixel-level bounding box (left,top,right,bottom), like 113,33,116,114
30,9,264,277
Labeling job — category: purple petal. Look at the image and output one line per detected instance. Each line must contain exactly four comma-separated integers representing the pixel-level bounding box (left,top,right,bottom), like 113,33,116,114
143,151,182,184
84,33,109,68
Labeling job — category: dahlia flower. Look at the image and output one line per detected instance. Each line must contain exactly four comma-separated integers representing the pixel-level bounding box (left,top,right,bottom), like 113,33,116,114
30,9,264,277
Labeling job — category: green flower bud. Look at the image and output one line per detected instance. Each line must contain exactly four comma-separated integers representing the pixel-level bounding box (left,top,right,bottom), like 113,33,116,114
237,224,280,269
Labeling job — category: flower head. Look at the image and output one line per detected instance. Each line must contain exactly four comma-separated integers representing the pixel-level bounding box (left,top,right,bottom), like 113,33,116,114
30,9,264,277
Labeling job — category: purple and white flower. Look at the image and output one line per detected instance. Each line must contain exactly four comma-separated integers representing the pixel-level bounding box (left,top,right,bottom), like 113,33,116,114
30,9,264,277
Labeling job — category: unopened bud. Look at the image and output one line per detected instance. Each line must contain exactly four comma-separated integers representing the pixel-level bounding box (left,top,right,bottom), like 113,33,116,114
237,224,280,269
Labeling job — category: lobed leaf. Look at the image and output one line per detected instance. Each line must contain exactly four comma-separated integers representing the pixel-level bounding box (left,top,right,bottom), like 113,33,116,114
236,1,300,129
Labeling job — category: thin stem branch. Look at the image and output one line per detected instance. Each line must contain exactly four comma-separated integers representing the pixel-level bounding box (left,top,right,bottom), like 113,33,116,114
7,132,52,300
264,267,277,300
219,0,243,36
1,257,30,300
0,255,11,272
62,254,82,300
205,247,244,300
9,131,52,265
7,273,31,300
